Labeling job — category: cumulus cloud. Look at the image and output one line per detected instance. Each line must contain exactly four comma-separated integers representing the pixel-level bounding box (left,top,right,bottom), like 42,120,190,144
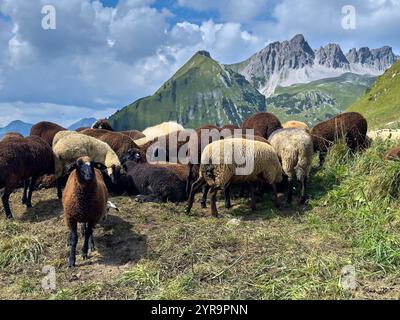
0,0,399,126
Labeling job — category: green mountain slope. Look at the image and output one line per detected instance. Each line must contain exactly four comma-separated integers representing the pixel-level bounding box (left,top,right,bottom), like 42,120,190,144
347,60,400,129
109,51,266,130
266,73,376,126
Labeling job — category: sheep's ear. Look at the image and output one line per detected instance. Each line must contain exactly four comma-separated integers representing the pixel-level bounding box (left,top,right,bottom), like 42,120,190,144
93,162,107,171
65,163,77,175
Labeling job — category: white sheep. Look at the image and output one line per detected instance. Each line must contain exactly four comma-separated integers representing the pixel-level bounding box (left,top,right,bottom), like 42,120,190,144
135,121,184,146
52,131,123,198
367,129,400,142
268,128,314,204
187,138,283,216
282,120,310,133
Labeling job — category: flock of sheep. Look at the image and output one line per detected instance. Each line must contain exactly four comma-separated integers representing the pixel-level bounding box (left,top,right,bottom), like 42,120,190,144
1,111,399,267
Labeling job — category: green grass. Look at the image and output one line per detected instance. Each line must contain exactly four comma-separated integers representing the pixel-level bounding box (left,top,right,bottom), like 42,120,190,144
1,139,400,299
347,60,400,129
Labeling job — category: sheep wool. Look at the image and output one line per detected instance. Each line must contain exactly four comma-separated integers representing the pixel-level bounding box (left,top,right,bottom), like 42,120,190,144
367,129,400,142
282,121,310,132
136,121,184,146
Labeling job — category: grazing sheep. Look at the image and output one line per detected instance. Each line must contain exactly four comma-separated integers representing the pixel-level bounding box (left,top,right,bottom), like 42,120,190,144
80,128,139,160
120,130,145,140
311,112,368,165
385,147,400,161
283,121,310,133
242,112,282,139
52,131,123,199
187,138,283,216
62,156,108,267
367,129,400,142
123,160,187,203
135,121,184,146
91,119,113,131
268,128,314,204
30,121,66,146
0,136,54,218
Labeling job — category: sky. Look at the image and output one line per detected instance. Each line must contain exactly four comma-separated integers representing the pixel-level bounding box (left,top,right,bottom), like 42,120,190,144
0,0,399,127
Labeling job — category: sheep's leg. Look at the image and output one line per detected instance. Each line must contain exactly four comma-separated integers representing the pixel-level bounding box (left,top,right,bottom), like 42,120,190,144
186,177,206,214
56,178,63,199
81,223,93,260
250,184,256,212
89,233,96,252
271,184,280,209
287,179,293,204
22,179,30,205
1,188,13,219
223,184,232,209
300,177,309,204
209,186,219,217
68,223,78,267
26,176,37,208
200,185,209,208
186,163,193,196
319,152,326,167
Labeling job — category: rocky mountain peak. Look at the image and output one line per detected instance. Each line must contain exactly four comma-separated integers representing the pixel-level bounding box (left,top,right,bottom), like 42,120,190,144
315,43,349,68
195,50,212,59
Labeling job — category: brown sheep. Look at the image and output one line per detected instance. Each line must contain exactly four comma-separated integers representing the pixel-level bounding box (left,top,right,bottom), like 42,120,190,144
0,136,55,218
0,132,24,142
80,128,139,160
242,112,282,139
30,121,66,146
91,119,113,131
311,112,368,165
120,130,145,140
385,147,400,161
63,156,109,267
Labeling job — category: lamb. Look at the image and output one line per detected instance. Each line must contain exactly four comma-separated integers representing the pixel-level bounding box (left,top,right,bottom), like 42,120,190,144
187,138,283,216
268,128,314,204
123,160,187,203
385,147,400,161
135,121,185,146
367,129,400,142
30,121,66,146
283,121,310,133
0,136,54,218
242,112,282,139
80,128,139,159
311,112,368,165
91,119,113,131
62,156,109,267
52,131,123,199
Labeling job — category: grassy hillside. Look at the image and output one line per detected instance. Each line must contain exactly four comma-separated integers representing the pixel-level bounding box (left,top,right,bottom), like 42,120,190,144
266,73,376,126
347,60,400,129
109,52,265,131
1,139,400,299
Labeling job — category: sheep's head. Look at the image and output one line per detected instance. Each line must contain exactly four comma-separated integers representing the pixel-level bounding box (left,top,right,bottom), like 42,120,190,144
121,148,146,165
66,156,107,183
108,164,125,184
92,119,113,131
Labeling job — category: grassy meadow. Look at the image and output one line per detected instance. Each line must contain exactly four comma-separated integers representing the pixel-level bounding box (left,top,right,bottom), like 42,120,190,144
1,138,400,300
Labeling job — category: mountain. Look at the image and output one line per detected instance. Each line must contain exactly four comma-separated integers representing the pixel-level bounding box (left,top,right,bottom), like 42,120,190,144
67,117,97,130
228,34,397,97
0,120,33,138
109,51,266,130
347,60,400,129
267,73,376,126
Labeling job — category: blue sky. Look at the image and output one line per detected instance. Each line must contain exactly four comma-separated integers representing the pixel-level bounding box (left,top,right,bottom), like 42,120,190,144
0,0,399,126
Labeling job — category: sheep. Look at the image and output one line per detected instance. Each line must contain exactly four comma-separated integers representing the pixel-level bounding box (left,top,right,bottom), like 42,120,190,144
187,138,283,216
283,121,310,133
242,112,282,139
0,136,54,218
30,121,66,146
135,121,185,146
80,128,139,160
0,132,24,142
62,156,109,267
311,112,368,165
385,147,400,161
52,131,123,199
120,130,145,140
123,160,187,203
367,129,400,142
91,119,113,131
268,128,314,204
75,127,89,132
